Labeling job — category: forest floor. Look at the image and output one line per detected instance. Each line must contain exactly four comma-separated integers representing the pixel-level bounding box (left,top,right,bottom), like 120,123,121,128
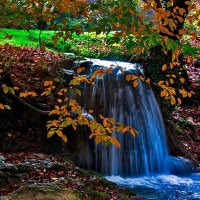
172,48,200,163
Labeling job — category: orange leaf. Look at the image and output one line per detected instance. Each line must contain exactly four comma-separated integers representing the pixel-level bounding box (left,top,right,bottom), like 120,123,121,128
44,81,53,87
133,80,138,88
0,103,4,110
126,74,131,81
177,98,182,104
162,64,167,71
180,78,185,83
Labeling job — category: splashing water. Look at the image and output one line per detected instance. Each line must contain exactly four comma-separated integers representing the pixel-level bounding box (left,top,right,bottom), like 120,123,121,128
106,173,200,200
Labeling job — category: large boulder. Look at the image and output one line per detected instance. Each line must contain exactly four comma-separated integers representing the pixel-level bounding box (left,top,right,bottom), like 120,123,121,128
3,184,80,200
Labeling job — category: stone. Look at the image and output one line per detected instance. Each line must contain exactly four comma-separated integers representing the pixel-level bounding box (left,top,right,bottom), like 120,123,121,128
63,53,76,58
6,184,81,200
0,156,6,164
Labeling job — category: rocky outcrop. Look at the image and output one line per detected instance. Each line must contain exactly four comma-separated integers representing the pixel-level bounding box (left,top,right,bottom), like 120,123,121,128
0,153,146,200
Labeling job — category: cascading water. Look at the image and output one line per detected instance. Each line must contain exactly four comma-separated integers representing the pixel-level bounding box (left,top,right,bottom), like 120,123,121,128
77,59,199,199
81,59,186,176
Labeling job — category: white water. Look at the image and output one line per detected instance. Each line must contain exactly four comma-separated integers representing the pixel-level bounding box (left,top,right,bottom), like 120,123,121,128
106,173,200,199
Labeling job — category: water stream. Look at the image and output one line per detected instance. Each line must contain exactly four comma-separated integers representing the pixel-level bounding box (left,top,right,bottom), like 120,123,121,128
78,59,199,199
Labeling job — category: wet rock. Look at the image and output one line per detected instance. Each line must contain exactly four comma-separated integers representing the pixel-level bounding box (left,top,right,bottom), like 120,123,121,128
0,156,6,163
62,69,76,85
0,197,8,200
15,164,33,173
63,53,76,59
0,164,18,173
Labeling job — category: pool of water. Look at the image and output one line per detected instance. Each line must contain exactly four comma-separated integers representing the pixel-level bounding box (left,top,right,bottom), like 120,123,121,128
106,173,200,200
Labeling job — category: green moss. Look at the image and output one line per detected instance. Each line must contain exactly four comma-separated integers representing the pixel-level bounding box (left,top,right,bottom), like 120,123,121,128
84,187,109,200
75,167,91,176
174,125,184,134
179,117,194,128
87,170,103,178
99,178,117,190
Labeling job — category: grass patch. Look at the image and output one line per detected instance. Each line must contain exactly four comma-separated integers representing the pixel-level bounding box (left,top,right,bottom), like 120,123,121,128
0,29,127,59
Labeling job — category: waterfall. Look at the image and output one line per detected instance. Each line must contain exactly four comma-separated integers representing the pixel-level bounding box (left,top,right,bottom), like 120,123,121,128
79,59,193,177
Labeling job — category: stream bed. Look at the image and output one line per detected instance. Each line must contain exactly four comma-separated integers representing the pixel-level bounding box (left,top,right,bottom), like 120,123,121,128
106,173,200,200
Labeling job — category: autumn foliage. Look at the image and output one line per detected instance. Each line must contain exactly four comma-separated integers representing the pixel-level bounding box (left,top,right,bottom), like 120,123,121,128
0,0,199,147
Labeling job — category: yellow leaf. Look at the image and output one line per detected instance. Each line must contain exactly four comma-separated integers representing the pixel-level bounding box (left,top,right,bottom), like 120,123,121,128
180,78,185,83
110,137,121,148
158,81,164,85
9,87,15,95
75,89,81,96
47,130,55,138
4,105,11,110
179,89,187,97
139,76,144,81
95,135,102,144
177,98,182,104
179,8,186,16
131,75,137,80
172,53,176,62
162,64,167,71
170,78,174,84
172,75,176,78
61,134,67,143
56,130,63,137
185,1,191,5
55,106,59,110
170,96,176,105
2,85,9,94
107,67,113,74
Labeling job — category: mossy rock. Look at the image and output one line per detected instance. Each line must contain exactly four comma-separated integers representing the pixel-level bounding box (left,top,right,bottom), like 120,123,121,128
117,189,145,200
87,170,103,178
99,178,117,189
84,187,109,200
0,171,21,188
5,184,81,200
75,167,92,177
